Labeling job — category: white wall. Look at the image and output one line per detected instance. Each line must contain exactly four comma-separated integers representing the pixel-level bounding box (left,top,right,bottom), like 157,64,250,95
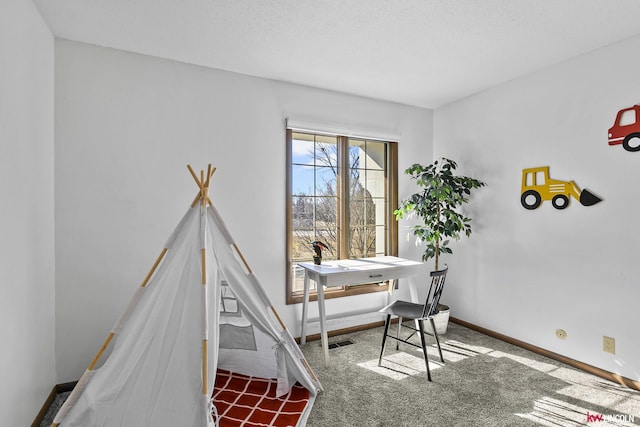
54,39,432,382
434,35,640,381
0,0,55,424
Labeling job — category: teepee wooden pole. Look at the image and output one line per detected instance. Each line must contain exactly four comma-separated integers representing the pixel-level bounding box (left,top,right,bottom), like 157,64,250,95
85,244,169,373
202,341,208,395
204,165,216,206
201,249,207,285
187,164,200,186
201,243,209,396
232,243,253,274
83,245,169,374
88,332,115,370
201,245,209,396
300,357,319,382
188,164,202,207
270,306,287,331
141,247,168,287
204,164,214,187
200,170,205,206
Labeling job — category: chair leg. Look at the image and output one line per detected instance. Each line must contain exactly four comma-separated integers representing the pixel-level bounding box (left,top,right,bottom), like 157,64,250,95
417,319,432,382
395,316,402,350
378,314,392,366
430,318,445,363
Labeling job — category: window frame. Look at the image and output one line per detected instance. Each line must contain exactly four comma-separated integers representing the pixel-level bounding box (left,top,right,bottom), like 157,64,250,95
285,128,398,304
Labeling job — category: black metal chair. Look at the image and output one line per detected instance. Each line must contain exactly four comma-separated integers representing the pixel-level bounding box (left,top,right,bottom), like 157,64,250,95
378,265,448,381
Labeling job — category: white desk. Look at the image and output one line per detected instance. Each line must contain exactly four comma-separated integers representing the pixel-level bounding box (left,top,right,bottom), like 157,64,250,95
298,256,426,364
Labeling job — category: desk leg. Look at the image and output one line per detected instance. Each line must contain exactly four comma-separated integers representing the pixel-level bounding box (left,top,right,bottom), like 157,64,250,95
317,282,330,365
387,279,396,303
300,272,310,345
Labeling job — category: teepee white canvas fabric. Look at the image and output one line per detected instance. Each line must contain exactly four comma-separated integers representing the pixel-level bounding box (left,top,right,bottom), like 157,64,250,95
52,165,321,427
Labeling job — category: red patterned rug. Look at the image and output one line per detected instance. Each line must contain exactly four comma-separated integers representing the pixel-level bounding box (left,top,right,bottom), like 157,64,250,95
212,370,311,427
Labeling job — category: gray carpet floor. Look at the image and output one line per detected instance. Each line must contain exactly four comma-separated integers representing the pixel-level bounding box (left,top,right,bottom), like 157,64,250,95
41,322,640,426
301,322,640,426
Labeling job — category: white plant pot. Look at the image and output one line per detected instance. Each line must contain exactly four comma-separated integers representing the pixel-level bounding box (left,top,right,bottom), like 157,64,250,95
425,305,450,335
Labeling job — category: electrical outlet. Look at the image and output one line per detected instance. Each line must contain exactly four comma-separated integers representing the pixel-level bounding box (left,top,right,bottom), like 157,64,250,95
603,336,615,354
555,329,567,340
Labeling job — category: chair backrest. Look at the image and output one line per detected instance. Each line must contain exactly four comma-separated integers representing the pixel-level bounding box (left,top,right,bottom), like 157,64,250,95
421,265,448,319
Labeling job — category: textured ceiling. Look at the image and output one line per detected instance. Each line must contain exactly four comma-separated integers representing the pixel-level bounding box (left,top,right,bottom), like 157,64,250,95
34,0,640,108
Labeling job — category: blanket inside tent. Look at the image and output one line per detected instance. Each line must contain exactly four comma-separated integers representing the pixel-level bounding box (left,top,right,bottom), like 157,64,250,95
51,165,322,427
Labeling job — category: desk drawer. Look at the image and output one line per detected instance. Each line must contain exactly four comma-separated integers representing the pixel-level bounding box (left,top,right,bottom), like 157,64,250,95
322,265,423,287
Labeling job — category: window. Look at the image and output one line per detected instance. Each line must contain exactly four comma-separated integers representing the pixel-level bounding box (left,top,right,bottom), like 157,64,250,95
286,129,398,304
619,109,637,127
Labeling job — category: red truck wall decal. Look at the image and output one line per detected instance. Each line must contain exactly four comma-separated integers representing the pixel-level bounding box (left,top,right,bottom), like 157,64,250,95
609,105,640,151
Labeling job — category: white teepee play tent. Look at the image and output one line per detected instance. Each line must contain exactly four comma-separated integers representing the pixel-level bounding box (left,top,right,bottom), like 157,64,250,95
52,165,322,427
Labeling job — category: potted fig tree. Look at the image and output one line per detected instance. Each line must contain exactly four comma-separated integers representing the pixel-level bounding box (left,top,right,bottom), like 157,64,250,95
395,157,485,334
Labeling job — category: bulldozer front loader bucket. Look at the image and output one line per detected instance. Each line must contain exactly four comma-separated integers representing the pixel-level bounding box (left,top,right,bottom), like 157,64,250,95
579,189,602,206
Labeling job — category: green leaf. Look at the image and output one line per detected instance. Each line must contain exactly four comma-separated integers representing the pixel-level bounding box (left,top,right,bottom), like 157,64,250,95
396,157,485,261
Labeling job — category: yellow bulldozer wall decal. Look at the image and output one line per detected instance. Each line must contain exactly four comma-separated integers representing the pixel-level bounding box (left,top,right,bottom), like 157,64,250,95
521,166,602,210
